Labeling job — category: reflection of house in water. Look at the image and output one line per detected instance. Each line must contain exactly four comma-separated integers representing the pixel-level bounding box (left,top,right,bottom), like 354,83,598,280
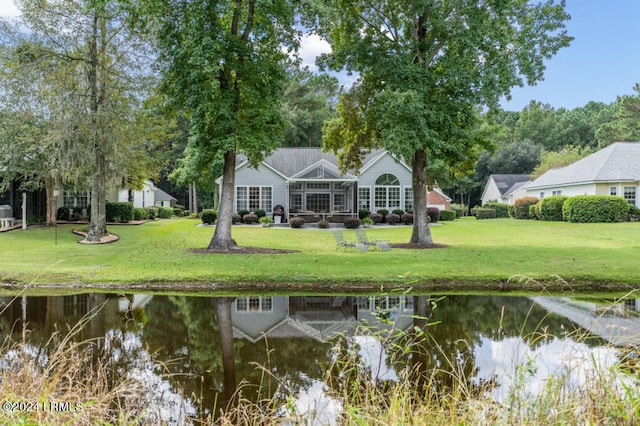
231,295,414,343
531,297,640,346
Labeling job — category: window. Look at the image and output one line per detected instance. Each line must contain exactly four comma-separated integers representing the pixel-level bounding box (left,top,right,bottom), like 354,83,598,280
236,186,272,212
374,174,401,211
306,182,331,190
610,186,617,196
291,193,302,211
358,187,371,210
236,297,273,312
333,193,346,211
624,187,636,205
63,191,89,209
552,190,562,196
539,192,545,199
306,193,331,212
404,188,413,212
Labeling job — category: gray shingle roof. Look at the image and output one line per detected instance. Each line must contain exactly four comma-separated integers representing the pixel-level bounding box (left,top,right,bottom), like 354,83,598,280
239,148,386,177
526,142,640,189
154,187,177,202
490,174,531,196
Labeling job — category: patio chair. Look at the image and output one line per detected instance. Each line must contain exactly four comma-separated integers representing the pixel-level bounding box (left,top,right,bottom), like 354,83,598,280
355,229,391,251
332,229,361,252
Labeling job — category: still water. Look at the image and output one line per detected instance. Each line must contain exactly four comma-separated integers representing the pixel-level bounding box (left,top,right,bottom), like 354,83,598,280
1,293,639,423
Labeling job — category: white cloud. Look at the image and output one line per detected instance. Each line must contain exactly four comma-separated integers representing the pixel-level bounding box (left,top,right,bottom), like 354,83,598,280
298,33,331,72
0,1,20,18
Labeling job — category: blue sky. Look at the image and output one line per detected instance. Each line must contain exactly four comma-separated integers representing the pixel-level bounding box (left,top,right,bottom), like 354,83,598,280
2,1,638,112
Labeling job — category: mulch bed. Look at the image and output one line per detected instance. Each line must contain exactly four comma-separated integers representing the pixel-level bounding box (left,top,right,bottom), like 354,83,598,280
389,243,448,249
189,247,299,254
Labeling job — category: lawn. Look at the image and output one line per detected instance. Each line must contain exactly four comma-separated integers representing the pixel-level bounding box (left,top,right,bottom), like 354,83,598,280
1,217,639,294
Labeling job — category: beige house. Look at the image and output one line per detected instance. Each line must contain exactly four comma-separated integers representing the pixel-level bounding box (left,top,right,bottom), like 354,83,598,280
524,142,640,207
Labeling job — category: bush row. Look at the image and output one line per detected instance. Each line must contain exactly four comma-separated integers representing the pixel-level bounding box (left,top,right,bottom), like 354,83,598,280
478,195,635,223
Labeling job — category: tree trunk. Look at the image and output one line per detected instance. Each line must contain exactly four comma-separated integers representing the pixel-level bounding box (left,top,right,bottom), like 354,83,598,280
84,11,108,242
191,181,198,214
409,150,433,245
188,182,194,215
213,297,237,402
44,176,56,226
208,150,238,251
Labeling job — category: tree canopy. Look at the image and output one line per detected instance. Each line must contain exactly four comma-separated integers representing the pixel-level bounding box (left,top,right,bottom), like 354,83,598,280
317,0,572,245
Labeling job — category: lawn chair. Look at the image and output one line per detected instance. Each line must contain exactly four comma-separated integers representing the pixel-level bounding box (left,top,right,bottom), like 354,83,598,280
332,229,363,252
355,229,391,251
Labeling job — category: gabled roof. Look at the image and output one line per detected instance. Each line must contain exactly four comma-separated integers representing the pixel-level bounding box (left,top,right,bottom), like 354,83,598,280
488,174,531,196
526,142,640,190
504,180,530,197
237,148,398,178
154,187,177,202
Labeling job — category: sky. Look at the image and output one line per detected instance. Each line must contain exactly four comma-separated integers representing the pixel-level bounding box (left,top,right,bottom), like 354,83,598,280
2,0,639,112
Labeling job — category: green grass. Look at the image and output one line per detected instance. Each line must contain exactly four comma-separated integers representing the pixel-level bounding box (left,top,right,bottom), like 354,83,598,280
1,217,640,292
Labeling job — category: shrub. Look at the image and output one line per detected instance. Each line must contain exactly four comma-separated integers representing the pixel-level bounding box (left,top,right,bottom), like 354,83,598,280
427,207,440,223
173,208,184,217
451,203,466,218
483,202,509,218
439,210,456,221
133,208,149,221
344,217,361,228
232,214,241,224
563,195,629,223
318,220,330,229
361,217,374,226
106,202,133,223
629,205,640,221
254,209,266,218
401,213,414,225
201,210,217,224
237,209,250,219
72,207,83,220
243,213,259,224
289,217,305,228
259,216,273,225
528,204,538,220
377,209,389,222
538,196,568,221
475,208,497,219
56,206,70,221
358,209,371,219
370,213,383,224
156,207,173,218
386,213,400,225
146,207,158,220
391,209,404,216
512,197,539,219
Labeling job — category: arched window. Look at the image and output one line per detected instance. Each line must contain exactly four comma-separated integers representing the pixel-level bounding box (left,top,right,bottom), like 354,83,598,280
374,173,400,211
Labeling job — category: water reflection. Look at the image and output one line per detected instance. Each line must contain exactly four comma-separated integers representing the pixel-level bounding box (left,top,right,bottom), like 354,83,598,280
0,293,638,423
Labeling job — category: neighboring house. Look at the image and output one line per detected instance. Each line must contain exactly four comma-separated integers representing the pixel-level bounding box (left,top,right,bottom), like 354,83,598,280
524,142,640,207
427,187,452,211
481,174,531,205
154,187,178,208
0,175,47,222
59,180,177,211
217,148,415,222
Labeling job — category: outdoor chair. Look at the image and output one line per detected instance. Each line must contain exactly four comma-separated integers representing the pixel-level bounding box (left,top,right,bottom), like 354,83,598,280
355,229,391,251
332,229,365,252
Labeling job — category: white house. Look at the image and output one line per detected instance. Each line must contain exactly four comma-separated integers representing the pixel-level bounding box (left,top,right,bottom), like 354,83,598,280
481,174,531,205
524,142,640,207
217,148,415,222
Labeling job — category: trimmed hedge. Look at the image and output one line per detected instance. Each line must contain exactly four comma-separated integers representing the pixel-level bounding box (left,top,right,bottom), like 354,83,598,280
358,209,371,219
538,196,568,221
370,213,383,224
201,210,217,224
439,210,457,221
157,207,173,219
483,202,509,218
511,197,539,219
475,208,497,219
386,213,400,224
56,206,70,221
289,217,305,228
401,213,413,225
563,195,629,223
106,202,134,223
133,208,149,221
344,217,361,229
243,213,259,224
427,207,440,223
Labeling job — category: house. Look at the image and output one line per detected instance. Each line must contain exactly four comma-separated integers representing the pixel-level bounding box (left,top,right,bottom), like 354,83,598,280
481,174,531,205
154,187,178,208
218,148,416,222
427,187,452,211
0,175,47,225
59,180,177,212
524,142,640,207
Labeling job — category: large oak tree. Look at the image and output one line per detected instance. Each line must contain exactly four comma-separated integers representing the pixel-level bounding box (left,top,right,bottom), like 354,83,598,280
318,0,572,245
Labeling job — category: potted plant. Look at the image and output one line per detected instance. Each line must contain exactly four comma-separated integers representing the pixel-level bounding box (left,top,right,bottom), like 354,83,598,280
259,216,273,227
361,217,374,228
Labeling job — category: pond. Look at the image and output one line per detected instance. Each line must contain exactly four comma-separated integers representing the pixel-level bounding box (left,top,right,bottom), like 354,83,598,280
1,292,639,424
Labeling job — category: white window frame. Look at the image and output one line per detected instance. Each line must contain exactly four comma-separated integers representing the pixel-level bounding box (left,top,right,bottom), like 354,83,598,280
236,186,273,212
623,186,636,205
235,297,273,312
404,187,413,212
